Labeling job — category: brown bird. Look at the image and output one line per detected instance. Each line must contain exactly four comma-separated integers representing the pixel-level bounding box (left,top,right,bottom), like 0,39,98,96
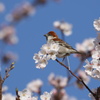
44,31,82,59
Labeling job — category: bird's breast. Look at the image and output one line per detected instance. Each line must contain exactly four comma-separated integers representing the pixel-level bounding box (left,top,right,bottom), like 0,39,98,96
56,46,70,58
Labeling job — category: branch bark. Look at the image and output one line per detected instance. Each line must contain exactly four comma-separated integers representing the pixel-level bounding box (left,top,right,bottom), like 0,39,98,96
55,59,96,99
0,76,2,100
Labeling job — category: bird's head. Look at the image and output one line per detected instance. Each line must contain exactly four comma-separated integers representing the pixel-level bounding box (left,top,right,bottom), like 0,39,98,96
44,31,58,42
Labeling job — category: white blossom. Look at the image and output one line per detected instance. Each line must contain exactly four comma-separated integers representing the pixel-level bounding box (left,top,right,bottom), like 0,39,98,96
48,73,68,89
21,2,35,16
2,93,15,100
33,42,60,69
8,34,18,44
18,89,38,100
68,96,77,100
40,43,59,60
40,92,51,100
53,21,60,28
33,53,41,63
78,70,90,84
83,34,100,79
93,18,100,31
61,94,68,100
27,79,43,93
76,38,94,53
2,52,17,64
8,2,35,22
92,50,100,59
2,86,8,93
63,30,72,36
53,21,72,36
84,59,100,79
0,2,5,13
0,26,18,44
36,56,48,69
51,89,77,100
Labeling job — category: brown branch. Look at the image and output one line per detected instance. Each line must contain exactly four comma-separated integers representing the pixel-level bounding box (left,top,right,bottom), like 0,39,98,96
2,62,15,84
55,59,96,99
2,70,10,84
16,88,20,100
0,76,2,100
0,62,15,100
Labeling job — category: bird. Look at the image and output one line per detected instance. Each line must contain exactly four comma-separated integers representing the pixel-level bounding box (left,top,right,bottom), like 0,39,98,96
44,31,82,59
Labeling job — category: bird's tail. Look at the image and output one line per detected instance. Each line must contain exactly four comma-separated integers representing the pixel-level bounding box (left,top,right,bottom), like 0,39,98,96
75,51,85,55
69,49,85,56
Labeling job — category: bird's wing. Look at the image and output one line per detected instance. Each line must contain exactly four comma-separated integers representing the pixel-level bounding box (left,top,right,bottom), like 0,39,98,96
52,38,83,54
52,38,75,49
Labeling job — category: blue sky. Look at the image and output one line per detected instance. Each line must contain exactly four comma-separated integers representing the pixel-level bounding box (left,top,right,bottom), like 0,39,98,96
1,0,100,99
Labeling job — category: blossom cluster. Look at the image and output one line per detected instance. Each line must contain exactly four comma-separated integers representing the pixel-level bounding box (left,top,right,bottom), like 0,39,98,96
93,18,100,31
33,42,60,69
2,86,15,100
2,83,77,100
2,85,51,100
18,79,44,100
18,89,76,100
48,73,68,89
2,52,17,64
0,26,18,44
83,33,100,79
75,38,95,60
6,2,35,22
0,2,5,13
76,70,90,89
6,0,59,22
75,38,94,53
2,93,15,100
18,89,38,100
53,21,72,36
50,89,77,100
27,79,43,93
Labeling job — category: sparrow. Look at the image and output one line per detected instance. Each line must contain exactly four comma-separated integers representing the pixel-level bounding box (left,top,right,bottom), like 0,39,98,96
44,31,82,58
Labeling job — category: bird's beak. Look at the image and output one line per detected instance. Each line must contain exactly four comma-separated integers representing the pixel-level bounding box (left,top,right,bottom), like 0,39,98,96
44,34,47,37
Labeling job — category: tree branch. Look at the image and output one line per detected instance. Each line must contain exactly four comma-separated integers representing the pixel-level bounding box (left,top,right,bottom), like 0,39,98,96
2,62,15,84
16,88,20,100
55,59,96,99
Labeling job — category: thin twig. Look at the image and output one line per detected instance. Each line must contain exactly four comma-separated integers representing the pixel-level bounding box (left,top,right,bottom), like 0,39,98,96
68,60,84,82
16,88,20,100
2,62,15,84
55,59,96,99
0,75,2,100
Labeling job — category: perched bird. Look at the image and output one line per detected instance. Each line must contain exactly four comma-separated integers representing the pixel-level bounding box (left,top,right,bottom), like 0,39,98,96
44,31,82,58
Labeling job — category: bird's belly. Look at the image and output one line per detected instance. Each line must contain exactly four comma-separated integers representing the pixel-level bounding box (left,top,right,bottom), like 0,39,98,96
56,46,70,58
59,46,71,53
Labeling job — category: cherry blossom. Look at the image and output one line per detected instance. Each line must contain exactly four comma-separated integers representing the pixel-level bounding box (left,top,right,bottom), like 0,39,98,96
48,73,68,89
27,79,43,93
53,21,72,36
40,92,51,100
18,89,38,100
33,42,60,69
83,34,100,79
93,18,100,31
0,3,5,13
